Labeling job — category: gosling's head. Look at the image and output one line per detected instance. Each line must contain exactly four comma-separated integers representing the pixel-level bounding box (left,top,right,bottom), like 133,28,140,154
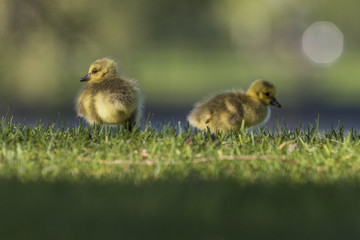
80,58,119,83
246,79,281,108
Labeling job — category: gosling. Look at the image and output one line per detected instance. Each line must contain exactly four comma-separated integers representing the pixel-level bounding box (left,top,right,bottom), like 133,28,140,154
76,58,142,129
187,79,281,132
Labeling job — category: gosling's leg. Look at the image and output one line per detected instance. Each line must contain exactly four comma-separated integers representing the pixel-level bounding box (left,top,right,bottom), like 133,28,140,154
126,110,138,131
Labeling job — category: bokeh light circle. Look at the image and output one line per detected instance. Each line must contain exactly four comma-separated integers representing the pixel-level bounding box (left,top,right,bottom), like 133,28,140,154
302,21,344,64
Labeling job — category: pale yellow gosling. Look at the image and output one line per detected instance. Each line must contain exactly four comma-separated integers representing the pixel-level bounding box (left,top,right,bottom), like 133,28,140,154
76,58,142,129
187,79,281,132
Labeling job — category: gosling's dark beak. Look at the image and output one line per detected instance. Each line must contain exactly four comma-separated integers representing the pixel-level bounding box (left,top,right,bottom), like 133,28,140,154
80,73,90,82
270,98,282,108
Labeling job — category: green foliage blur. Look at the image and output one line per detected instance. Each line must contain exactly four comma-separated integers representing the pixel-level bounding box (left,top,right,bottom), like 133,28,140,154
1,0,360,110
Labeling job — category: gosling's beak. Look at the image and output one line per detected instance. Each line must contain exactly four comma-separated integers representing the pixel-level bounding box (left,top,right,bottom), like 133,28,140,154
80,73,90,82
270,98,282,108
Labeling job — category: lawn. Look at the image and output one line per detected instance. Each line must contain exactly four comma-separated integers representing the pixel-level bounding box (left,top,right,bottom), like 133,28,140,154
1,116,360,239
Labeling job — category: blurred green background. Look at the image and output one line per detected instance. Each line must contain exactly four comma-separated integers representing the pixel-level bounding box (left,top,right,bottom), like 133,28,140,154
1,0,360,127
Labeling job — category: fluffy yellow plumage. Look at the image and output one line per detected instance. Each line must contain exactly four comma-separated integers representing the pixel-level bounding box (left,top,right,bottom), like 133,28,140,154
76,58,142,129
187,79,281,132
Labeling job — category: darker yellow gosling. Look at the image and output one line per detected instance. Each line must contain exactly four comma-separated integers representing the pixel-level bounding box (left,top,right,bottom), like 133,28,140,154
187,79,281,132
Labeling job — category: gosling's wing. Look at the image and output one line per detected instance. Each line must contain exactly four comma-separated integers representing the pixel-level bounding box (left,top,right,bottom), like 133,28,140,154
94,78,139,111
223,93,246,126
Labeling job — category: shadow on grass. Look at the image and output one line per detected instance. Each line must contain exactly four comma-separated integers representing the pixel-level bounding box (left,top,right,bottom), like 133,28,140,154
1,180,360,240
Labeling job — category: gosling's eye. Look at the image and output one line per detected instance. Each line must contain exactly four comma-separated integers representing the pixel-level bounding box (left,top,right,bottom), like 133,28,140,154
92,68,99,74
264,92,270,97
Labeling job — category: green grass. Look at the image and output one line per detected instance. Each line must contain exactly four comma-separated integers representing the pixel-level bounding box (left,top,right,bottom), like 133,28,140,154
2,116,360,239
1,117,359,183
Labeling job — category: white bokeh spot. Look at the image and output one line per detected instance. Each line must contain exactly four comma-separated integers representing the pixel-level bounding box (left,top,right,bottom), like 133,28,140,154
302,21,344,64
